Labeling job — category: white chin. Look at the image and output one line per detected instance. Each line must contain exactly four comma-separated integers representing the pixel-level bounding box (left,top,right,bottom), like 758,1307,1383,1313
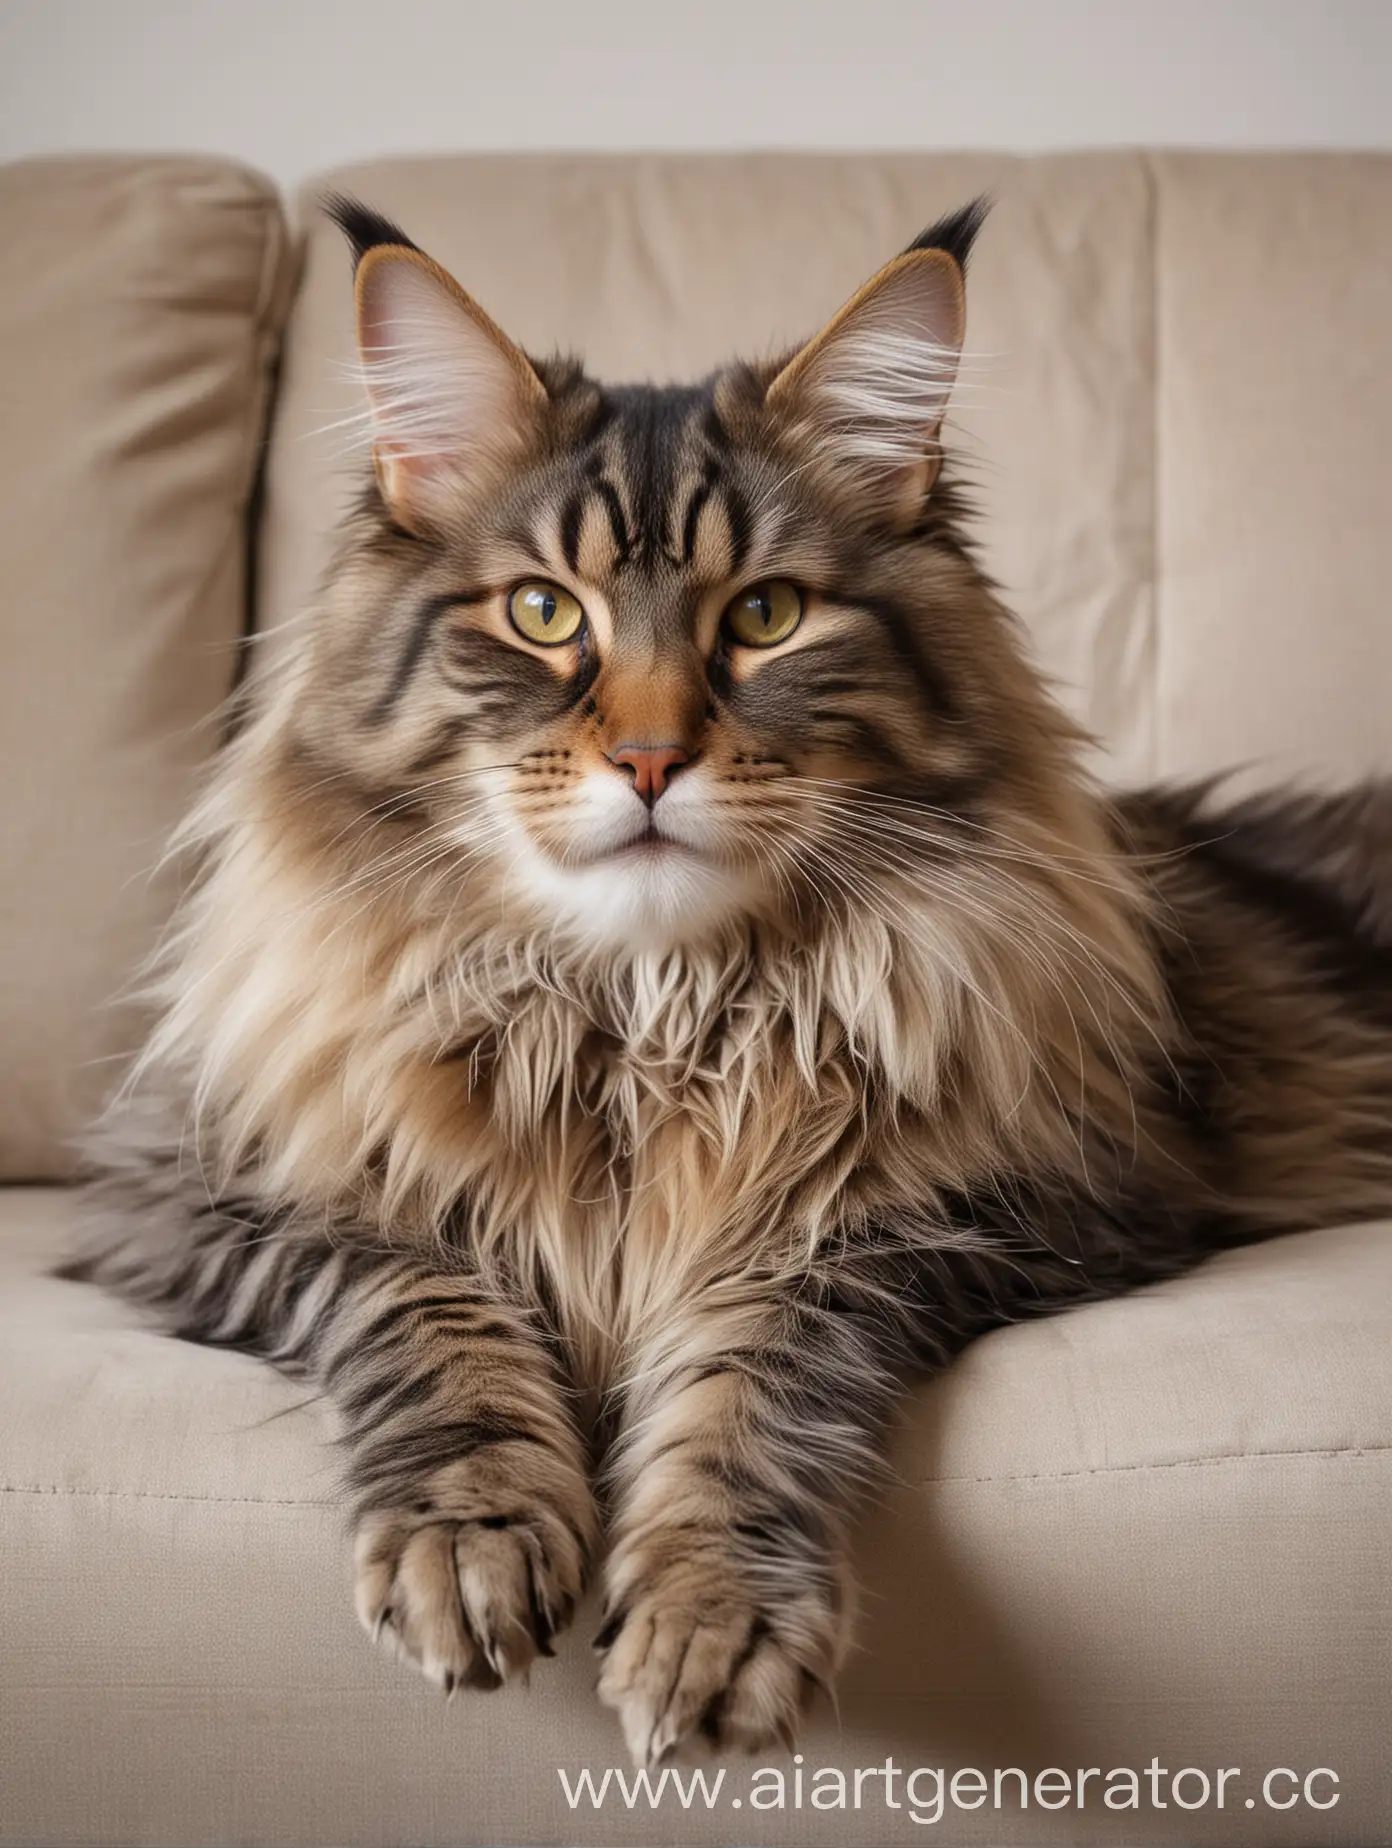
519,840,755,950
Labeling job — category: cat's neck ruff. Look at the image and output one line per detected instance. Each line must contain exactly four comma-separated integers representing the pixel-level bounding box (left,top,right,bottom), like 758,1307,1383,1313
139,742,1164,1273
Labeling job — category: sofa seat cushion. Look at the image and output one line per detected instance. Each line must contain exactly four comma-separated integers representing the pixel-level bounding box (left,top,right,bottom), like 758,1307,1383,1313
2,1187,1388,1845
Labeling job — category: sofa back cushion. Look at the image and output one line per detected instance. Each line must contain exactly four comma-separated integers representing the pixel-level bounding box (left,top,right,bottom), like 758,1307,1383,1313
0,157,292,1179
1151,153,1392,783
259,151,1392,795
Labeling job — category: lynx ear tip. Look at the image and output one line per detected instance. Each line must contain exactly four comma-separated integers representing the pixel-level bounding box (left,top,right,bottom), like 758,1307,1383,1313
323,191,421,269
904,195,992,271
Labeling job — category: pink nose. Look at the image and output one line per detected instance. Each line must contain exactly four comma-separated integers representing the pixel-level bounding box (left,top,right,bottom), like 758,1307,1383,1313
609,743,691,806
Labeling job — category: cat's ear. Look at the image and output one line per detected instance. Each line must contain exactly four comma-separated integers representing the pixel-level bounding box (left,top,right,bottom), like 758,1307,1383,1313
326,196,547,533
765,199,987,524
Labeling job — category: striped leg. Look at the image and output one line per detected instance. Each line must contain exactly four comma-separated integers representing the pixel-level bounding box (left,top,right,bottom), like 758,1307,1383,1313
65,1199,597,1694
596,1272,905,1764
325,1254,597,1692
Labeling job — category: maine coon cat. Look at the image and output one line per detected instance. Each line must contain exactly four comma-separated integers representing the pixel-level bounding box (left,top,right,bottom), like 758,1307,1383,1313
67,195,1392,1767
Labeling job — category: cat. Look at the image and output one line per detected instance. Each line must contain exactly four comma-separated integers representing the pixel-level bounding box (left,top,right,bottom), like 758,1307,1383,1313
65,194,1392,1768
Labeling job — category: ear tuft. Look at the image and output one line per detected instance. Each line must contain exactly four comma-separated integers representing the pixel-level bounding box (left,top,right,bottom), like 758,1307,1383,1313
323,192,421,269
329,208,547,532
765,243,968,521
904,196,991,270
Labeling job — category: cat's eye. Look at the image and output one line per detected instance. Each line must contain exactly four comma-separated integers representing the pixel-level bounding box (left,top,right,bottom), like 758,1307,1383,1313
508,581,585,646
725,580,803,648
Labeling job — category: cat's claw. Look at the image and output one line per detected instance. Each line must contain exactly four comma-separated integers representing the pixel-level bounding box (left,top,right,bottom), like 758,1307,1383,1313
595,1564,844,1765
355,1502,585,1694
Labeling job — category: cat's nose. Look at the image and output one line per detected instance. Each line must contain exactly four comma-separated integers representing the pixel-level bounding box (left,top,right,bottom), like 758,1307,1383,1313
608,743,692,807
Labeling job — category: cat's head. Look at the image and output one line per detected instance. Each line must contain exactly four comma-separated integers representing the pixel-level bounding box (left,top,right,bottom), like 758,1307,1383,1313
283,196,1078,954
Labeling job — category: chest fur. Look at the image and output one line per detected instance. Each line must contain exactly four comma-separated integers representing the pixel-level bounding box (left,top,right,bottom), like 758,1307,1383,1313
466,1026,868,1386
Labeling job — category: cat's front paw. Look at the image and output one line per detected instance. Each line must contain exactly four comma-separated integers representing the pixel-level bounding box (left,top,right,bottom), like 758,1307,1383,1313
595,1549,850,1764
354,1457,595,1692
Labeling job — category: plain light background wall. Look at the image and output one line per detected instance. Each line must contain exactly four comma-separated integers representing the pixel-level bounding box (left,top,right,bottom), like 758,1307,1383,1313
2,0,1389,190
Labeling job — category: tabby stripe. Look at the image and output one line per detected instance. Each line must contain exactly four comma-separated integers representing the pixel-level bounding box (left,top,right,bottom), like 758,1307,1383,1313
560,645,602,713
349,1417,552,1499
208,1241,293,1341
365,592,483,726
680,466,717,565
274,1248,355,1360
347,1286,493,1354
859,595,958,720
340,1362,450,1431
809,710,900,763
264,1238,334,1319
558,487,588,574
720,481,753,578
165,1234,246,1311
592,478,632,564
700,398,730,450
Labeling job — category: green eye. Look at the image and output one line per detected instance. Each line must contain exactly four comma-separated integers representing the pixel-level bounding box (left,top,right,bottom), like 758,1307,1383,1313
508,580,585,646
725,580,803,647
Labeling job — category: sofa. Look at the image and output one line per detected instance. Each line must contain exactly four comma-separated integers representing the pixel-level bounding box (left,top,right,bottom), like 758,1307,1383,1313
1,150,1389,1848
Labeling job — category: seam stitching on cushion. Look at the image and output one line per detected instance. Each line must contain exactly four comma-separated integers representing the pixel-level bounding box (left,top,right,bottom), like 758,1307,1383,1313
175,191,294,697
0,1484,333,1508
239,182,299,658
920,1441,1392,1488
5,1445,1388,1507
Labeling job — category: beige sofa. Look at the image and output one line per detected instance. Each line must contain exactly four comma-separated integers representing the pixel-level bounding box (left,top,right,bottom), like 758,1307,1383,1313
1,151,1389,1848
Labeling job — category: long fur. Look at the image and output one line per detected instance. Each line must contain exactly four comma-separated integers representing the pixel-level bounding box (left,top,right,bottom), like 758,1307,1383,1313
65,200,1392,1765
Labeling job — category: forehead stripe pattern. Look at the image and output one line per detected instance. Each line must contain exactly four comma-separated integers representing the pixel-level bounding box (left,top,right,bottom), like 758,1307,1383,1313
591,476,633,567
558,486,588,575
679,465,717,567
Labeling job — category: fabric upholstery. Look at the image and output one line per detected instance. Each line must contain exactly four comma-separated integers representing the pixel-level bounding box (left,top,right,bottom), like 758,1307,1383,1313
3,1188,1388,1845
0,156,293,1180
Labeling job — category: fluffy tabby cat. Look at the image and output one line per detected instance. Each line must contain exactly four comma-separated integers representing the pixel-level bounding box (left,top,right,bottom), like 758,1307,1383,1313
67,196,1392,1766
